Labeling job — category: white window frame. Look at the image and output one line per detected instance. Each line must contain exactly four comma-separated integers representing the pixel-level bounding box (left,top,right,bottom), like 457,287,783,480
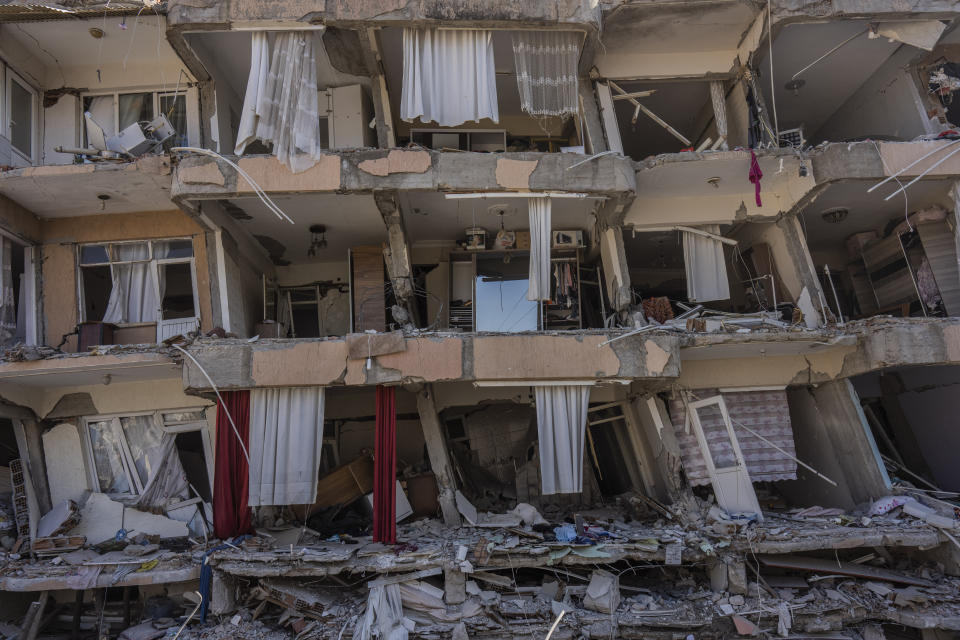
80,407,213,498
4,66,38,164
80,86,200,146
76,237,200,330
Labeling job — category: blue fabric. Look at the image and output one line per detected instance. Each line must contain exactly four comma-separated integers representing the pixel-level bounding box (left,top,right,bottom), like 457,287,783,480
199,535,250,622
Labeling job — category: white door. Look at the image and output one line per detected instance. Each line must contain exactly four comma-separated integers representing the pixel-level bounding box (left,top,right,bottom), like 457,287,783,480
688,395,763,520
155,260,200,342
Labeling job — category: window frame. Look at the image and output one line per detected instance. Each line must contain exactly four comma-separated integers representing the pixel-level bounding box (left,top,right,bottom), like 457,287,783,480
80,406,213,498
80,86,200,147
76,237,199,325
4,66,38,164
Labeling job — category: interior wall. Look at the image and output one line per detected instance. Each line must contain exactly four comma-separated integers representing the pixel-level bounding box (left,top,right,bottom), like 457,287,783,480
42,95,79,165
221,229,261,337
40,210,213,351
814,46,936,143
854,366,960,492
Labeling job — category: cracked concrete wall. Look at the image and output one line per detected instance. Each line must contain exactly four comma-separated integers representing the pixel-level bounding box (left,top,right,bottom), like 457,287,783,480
172,151,636,201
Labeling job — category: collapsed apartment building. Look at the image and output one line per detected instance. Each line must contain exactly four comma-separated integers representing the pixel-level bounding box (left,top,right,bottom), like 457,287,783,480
1,0,960,638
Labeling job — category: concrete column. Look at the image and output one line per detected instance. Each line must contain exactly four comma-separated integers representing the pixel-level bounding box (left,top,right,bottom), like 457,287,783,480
15,417,51,514
811,379,890,504
373,191,415,316
598,224,632,312
774,214,828,327
578,79,608,155
416,385,461,528
360,29,396,149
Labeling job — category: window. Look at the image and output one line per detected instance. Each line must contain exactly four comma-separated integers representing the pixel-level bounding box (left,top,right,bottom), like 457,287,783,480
2,66,37,162
82,408,213,500
82,90,193,147
77,239,199,340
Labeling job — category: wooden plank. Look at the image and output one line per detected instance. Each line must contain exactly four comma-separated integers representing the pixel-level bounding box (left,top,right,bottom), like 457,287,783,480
293,456,374,519
759,554,935,587
352,246,386,332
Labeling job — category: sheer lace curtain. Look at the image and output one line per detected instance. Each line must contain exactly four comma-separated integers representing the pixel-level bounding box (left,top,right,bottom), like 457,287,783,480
235,31,323,174
103,243,159,324
401,28,499,126
511,31,580,117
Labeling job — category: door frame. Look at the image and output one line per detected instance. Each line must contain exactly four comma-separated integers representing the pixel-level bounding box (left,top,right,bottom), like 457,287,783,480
688,394,763,520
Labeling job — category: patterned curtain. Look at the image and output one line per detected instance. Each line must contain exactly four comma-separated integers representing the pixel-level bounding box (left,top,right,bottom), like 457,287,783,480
511,31,580,117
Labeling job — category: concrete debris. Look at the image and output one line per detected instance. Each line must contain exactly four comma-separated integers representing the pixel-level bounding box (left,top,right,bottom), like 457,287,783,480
583,570,621,613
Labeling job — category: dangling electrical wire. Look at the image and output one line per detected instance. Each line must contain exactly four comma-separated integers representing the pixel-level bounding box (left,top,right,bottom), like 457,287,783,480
170,147,295,224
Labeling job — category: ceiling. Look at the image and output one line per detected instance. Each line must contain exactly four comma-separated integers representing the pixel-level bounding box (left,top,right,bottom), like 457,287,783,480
757,20,901,139
622,228,686,270
187,30,368,103
797,178,955,249
4,15,182,77
0,162,173,218
401,191,600,246
600,1,757,55
228,193,386,264
614,80,711,160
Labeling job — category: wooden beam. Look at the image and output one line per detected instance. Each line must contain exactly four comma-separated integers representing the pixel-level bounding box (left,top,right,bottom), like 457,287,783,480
416,385,462,527
608,81,691,146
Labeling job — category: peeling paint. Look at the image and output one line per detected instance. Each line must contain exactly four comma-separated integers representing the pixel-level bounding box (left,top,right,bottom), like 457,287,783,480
644,339,670,375
237,155,340,193
357,150,432,176
495,159,538,190
179,162,226,186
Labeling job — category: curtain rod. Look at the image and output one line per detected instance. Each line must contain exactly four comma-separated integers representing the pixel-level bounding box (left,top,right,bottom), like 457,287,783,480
634,225,738,245
445,192,602,200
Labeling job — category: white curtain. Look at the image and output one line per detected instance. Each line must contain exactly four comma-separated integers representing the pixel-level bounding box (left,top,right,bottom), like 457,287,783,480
234,31,323,174
682,225,730,302
527,197,551,301
103,244,159,324
535,384,591,495
87,96,115,137
0,238,15,342
400,28,499,126
511,31,580,117
249,386,325,506
135,434,190,512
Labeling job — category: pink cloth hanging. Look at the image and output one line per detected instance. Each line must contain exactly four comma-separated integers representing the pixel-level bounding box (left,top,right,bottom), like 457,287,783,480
749,150,763,207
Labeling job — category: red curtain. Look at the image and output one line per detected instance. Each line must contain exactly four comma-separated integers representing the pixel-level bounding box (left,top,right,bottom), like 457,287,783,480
373,385,397,543
213,390,253,540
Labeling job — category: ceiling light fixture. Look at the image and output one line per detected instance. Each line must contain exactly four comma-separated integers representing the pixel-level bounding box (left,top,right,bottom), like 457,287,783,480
821,207,849,224
784,79,805,96
307,224,328,257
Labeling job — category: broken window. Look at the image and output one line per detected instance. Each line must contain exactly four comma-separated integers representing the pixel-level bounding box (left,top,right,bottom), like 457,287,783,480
78,239,199,341
82,408,213,502
82,89,193,148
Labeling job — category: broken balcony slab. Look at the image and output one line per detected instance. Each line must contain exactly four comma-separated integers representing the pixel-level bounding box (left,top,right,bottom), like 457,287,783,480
170,151,636,203
0,156,173,218
0,556,199,591
179,332,682,391
165,0,601,31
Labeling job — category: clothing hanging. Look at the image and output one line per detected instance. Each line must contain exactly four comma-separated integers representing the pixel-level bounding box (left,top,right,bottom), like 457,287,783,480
682,225,731,303
400,28,499,126
534,384,591,495
527,197,552,301
749,150,763,207
511,31,580,117
213,390,253,539
373,385,397,543
234,31,323,173
248,386,326,506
